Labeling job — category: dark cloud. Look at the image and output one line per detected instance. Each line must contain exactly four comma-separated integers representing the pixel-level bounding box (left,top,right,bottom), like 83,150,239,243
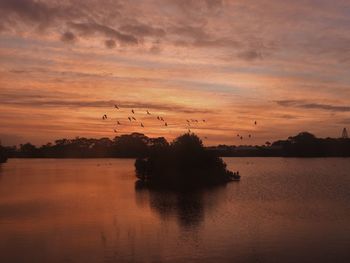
105,39,116,49
170,25,209,40
0,0,78,30
276,100,350,112
171,0,224,14
0,92,212,114
169,25,241,48
205,0,224,9
69,22,138,44
61,31,76,43
119,23,166,37
149,45,161,54
0,0,54,24
237,50,263,61
0,0,272,60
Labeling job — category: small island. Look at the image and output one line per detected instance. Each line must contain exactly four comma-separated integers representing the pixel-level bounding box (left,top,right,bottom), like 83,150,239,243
0,145,8,164
135,133,240,189
0,152,7,163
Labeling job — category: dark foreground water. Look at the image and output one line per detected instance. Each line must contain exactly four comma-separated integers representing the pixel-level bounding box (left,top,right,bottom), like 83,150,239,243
0,158,349,263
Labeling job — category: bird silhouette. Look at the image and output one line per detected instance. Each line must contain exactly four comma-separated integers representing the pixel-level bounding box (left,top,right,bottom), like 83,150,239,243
114,105,119,109
254,121,257,125
147,110,150,115
165,122,168,126
132,117,136,121
141,123,144,127
240,136,243,140
102,114,107,120
188,129,191,133
117,121,121,125
157,116,160,120
202,120,206,122
128,117,131,121
186,120,190,123
132,109,135,114
249,134,251,138
114,129,117,133
160,117,164,121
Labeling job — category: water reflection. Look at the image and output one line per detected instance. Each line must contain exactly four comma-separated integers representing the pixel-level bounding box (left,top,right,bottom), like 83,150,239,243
135,180,227,229
0,158,350,263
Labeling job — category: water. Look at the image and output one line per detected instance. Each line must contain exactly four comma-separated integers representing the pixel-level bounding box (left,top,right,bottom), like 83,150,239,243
0,158,349,263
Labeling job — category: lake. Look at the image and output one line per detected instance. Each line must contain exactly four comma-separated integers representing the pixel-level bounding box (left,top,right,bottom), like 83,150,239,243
0,158,349,262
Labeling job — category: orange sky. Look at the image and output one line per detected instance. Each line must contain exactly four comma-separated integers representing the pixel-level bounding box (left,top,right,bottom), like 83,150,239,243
0,0,350,146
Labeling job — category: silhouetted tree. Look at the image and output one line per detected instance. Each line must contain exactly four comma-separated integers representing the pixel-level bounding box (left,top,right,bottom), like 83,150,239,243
3,131,350,158
112,133,149,157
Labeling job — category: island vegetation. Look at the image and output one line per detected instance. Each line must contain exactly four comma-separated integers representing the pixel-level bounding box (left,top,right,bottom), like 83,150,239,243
0,144,7,163
135,133,239,189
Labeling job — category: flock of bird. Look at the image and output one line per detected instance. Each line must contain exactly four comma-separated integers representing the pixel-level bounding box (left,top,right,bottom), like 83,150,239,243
102,104,258,141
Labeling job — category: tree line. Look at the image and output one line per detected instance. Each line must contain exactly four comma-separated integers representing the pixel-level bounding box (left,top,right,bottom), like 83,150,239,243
1,131,350,158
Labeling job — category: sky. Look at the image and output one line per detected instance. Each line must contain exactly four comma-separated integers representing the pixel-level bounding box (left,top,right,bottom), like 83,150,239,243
0,0,350,146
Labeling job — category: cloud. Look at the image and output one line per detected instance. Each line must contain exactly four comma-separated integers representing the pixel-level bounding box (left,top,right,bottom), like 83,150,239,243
276,100,350,112
0,0,77,29
0,92,212,114
0,0,273,60
69,22,138,44
104,39,116,49
61,31,76,43
0,0,54,24
237,50,263,61
170,0,224,15
119,23,166,37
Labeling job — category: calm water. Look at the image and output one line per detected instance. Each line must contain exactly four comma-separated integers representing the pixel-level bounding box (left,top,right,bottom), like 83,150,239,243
0,158,349,263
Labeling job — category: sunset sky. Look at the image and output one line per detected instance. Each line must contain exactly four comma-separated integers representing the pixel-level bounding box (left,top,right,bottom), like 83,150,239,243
1,0,350,146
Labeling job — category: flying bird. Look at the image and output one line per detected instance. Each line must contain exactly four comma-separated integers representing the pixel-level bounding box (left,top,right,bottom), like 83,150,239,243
114,105,119,109
165,122,168,126
132,117,136,121
160,117,164,121
128,117,132,121
114,129,117,133
147,110,150,115
141,123,144,127
254,121,257,125
102,114,107,120
117,121,121,125
157,116,160,120
240,136,243,140
132,109,135,114
202,120,206,122
249,134,251,138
